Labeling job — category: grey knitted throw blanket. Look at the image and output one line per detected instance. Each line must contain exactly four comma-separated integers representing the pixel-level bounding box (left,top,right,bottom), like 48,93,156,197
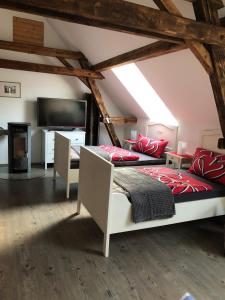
113,168,175,223
72,146,110,161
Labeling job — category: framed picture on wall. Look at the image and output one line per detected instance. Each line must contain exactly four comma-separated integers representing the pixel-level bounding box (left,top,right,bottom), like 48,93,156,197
0,81,21,98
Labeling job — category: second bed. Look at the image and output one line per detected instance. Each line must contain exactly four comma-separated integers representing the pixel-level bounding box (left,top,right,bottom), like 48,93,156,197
77,129,225,257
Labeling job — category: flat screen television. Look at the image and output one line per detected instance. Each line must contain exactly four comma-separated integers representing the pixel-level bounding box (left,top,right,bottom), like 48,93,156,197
37,97,87,128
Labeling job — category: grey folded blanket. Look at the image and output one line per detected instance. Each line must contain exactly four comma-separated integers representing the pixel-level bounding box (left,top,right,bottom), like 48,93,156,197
72,146,111,161
113,168,175,223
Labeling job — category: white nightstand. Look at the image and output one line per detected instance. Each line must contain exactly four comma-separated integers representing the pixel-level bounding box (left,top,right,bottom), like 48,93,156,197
166,152,193,169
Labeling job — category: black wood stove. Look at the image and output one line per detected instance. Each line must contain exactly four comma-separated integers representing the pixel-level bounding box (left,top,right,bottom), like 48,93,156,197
8,123,31,173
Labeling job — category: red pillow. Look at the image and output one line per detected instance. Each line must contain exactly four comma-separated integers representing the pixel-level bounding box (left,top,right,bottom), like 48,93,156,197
132,134,151,152
194,147,214,158
194,147,225,161
98,145,139,161
132,134,168,158
189,155,225,185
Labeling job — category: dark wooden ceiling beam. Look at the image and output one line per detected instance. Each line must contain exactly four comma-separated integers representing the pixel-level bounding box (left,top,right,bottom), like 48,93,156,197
154,0,181,14
0,58,104,79
1,1,225,47
153,0,213,74
184,0,224,9
221,16,225,26
57,56,91,88
193,0,225,146
0,40,84,60
92,41,186,72
57,57,73,69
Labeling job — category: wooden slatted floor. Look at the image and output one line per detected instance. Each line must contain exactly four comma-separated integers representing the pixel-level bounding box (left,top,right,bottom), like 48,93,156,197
0,171,225,300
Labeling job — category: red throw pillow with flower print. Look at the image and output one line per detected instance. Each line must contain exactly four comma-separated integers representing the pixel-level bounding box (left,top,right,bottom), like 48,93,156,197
194,147,214,158
132,134,168,158
132,134,151,152
193,147,225,162
98,145,139,161
188,155,225,185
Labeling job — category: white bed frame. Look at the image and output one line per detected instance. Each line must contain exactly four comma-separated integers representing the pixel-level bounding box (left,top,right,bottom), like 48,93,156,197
54,132,79,198
146,122,178,151
54,123,177,198
77,129,225,257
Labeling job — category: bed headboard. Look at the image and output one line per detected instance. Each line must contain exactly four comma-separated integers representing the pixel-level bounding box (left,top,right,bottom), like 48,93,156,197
146,122,178,151
200,129,225,154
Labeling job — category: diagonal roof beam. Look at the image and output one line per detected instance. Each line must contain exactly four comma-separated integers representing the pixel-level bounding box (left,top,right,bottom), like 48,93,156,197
79,58,121,147
153,0,213,74
57,57,121,146
57,57,91,88
193,0,225,144
1,0,225,47
92,41,187,72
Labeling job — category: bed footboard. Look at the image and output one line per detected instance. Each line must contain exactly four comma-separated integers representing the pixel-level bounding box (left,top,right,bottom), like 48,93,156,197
78,146,114,257
54,132,70,179
54,132,79,198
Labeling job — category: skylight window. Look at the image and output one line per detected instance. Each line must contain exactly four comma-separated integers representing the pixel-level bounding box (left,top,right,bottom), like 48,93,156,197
112,63,178,126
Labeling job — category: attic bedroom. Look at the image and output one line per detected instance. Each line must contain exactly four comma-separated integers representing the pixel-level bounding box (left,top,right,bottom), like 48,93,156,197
0,1,225,299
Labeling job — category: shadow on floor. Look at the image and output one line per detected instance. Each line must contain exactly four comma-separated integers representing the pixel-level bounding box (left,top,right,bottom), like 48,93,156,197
0,176,78,209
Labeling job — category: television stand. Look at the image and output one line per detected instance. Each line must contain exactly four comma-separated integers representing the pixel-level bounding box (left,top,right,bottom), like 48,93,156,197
42,129,86,169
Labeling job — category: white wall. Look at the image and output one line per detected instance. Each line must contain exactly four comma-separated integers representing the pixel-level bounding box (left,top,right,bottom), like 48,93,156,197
0,70,89,164
136,49,221,153
0,9,124,164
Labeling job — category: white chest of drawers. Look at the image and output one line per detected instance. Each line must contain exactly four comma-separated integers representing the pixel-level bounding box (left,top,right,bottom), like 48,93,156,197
42,129,86,169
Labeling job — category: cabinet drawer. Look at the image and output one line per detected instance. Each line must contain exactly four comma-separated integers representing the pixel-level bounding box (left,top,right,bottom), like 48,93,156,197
71,135,85,145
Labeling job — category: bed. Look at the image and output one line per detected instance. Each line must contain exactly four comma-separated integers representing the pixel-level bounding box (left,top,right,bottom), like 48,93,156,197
53,132,79,198
54,123,178,198
77,129,225,257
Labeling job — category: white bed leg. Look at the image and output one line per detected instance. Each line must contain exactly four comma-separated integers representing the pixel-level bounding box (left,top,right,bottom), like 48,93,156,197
66,181,70,199
103,233,110,257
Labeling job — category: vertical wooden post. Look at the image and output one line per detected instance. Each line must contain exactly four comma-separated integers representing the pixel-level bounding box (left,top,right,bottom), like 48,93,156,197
193,0,225,148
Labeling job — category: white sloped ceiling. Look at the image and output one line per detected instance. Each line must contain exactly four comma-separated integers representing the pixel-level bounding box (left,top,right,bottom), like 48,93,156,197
46,0,220,126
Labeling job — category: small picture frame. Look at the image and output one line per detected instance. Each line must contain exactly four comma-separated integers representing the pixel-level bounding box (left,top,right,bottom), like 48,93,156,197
0,81,21,98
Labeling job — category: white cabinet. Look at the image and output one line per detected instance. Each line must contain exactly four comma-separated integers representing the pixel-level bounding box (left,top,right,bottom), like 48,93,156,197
42,129,86,169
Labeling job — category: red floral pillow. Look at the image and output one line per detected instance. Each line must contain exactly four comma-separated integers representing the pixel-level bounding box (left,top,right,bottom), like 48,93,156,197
98,145,139,161
132,134,151,152
132,134,168,158
189,155,225,185
193,147,225,161
194,147,214,158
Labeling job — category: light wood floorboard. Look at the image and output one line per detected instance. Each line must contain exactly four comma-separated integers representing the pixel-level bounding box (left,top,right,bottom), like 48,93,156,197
0,170,225,300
